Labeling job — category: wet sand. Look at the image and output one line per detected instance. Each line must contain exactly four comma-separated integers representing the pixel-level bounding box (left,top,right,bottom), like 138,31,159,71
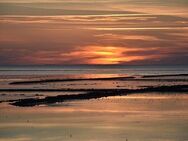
4,85,188,107
0,73,188,141
0,93,188,141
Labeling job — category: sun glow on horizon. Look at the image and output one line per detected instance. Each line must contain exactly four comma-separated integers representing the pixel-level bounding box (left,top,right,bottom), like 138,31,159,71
76,46,146,64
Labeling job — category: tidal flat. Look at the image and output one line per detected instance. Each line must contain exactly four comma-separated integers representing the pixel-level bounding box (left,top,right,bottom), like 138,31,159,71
0,71,188,141
0,93,188,141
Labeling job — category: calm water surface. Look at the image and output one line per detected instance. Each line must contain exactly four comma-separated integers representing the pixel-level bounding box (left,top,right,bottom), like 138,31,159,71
0,66,188,141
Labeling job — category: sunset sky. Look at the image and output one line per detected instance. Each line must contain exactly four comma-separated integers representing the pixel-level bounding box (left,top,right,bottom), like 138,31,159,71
0,0,188,65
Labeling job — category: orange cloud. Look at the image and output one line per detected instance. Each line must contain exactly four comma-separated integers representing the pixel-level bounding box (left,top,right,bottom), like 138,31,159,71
21,45,159,65
95,34,160,41
61,46,147,64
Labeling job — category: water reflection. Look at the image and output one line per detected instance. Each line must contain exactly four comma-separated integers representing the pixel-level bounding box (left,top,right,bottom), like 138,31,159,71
0,94,188,141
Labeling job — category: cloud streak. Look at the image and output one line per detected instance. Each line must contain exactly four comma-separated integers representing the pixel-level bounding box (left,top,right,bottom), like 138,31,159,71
0,0,187,65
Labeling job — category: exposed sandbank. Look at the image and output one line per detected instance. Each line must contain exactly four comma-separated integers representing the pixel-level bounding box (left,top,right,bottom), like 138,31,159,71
9,74,188,85
7,85,188,107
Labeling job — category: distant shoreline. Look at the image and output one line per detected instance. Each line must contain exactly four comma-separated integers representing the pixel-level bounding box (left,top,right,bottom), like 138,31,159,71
9,74,188,85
